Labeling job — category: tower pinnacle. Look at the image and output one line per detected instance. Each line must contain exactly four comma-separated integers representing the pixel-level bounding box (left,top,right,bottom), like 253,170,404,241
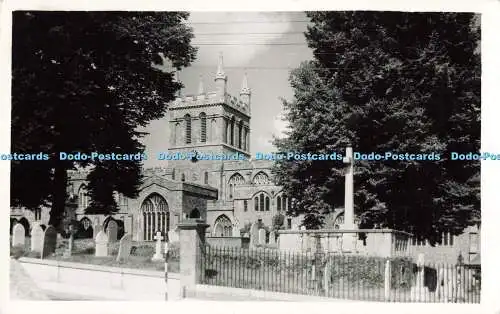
198,75,204,95
216,52,226,80
240,71,250,96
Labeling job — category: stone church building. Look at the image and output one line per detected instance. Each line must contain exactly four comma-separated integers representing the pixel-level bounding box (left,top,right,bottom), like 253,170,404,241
10,54,344,241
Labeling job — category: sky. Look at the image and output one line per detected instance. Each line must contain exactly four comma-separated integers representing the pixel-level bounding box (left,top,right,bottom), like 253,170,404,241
141,12,314,167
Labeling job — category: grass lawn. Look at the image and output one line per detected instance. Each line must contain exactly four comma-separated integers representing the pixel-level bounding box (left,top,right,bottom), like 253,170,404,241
10,237,180,273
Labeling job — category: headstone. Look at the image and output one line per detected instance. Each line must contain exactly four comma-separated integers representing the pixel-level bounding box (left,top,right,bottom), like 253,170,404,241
269,231,276,245
152,231,164,261
258,229,266,246
168,230,179,243
64,234,74,257
12,224,25,247
31,224,44,252
41,226,57,258
249,222,259,246
93,224,102,239
116,233,133,261
107,220,118,242
95,230,109,257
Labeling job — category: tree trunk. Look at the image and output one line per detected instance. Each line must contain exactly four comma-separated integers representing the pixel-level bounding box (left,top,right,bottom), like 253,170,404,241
48,161,67,229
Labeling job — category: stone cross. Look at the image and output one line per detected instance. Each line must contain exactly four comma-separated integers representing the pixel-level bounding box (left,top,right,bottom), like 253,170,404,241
342,146,354,229
152,231,164,261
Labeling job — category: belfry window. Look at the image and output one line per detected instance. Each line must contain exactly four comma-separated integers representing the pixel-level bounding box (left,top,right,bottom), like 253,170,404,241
185,114,192,144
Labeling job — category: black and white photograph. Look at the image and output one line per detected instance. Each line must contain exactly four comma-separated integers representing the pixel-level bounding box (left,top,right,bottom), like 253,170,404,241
4,7,486,306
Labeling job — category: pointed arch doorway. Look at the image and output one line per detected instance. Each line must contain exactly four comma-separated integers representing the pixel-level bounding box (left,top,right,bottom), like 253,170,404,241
141,193,169,241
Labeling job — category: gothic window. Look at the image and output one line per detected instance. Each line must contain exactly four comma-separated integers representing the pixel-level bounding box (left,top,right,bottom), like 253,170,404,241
184,114,191,144
230,117,235,146
252,172,270,185
200,113,207,143
172,169,176,180
244,200,248,212
333,213,345,229
227,173,244,200
238,121,243,149
174,122,180,145
277,196,282,211
181,173,186,182
252,192,271,211
214,215,232,237
211,119,217,142
141,193,169,241
204,171,209,184
78,185,89,210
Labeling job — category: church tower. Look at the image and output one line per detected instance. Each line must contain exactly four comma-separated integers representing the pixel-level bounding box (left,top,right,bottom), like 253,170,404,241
166,53,252,184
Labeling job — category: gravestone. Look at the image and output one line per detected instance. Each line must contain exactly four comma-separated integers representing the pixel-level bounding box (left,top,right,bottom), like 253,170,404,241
31,224,44,252
107,220,118,242
269,231,276,245
168,230,179,243
93,224,102,239
152,231,164,261
41,226,57,258
95,230,109,257
258,229,266,246
116,233,133,262
249,222,259,247
12,224,25,247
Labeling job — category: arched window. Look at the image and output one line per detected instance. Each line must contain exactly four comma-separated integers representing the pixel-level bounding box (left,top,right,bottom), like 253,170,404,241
228,173,244,200
252,172,270,185
277,196,282,211
141,193,169,241
213,215,233,237
184,114,192,144
204,172,209,184
230,117,235,146
210,119,217,142
181,173,185,182
200,113,207,142
174,122,180,145
189,208,200,219
244,200,248,212
172,169,176,180
78,185,89,210
253,192,270,211
238,121,243,149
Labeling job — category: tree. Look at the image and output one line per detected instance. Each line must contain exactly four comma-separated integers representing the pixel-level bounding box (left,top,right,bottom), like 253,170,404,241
272,213,285,231
11,12,197,229
273,12,480,243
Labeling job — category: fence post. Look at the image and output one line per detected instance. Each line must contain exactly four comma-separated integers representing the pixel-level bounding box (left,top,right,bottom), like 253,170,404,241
384,260,391,301
178,219,209,298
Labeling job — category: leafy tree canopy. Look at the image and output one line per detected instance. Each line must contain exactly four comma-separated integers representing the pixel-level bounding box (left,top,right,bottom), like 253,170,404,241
11,12,197,228
273,12,480,243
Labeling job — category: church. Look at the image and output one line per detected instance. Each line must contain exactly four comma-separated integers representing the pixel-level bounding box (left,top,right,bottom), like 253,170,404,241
10,53,346,241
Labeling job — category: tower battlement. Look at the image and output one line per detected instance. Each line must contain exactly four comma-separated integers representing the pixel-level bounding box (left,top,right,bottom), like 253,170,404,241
171,92,250,116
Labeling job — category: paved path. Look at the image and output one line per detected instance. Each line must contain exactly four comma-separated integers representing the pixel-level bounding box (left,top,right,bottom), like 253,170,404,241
9,258,50,300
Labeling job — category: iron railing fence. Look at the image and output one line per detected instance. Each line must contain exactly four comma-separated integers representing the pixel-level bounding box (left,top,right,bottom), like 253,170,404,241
199,245,480,303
